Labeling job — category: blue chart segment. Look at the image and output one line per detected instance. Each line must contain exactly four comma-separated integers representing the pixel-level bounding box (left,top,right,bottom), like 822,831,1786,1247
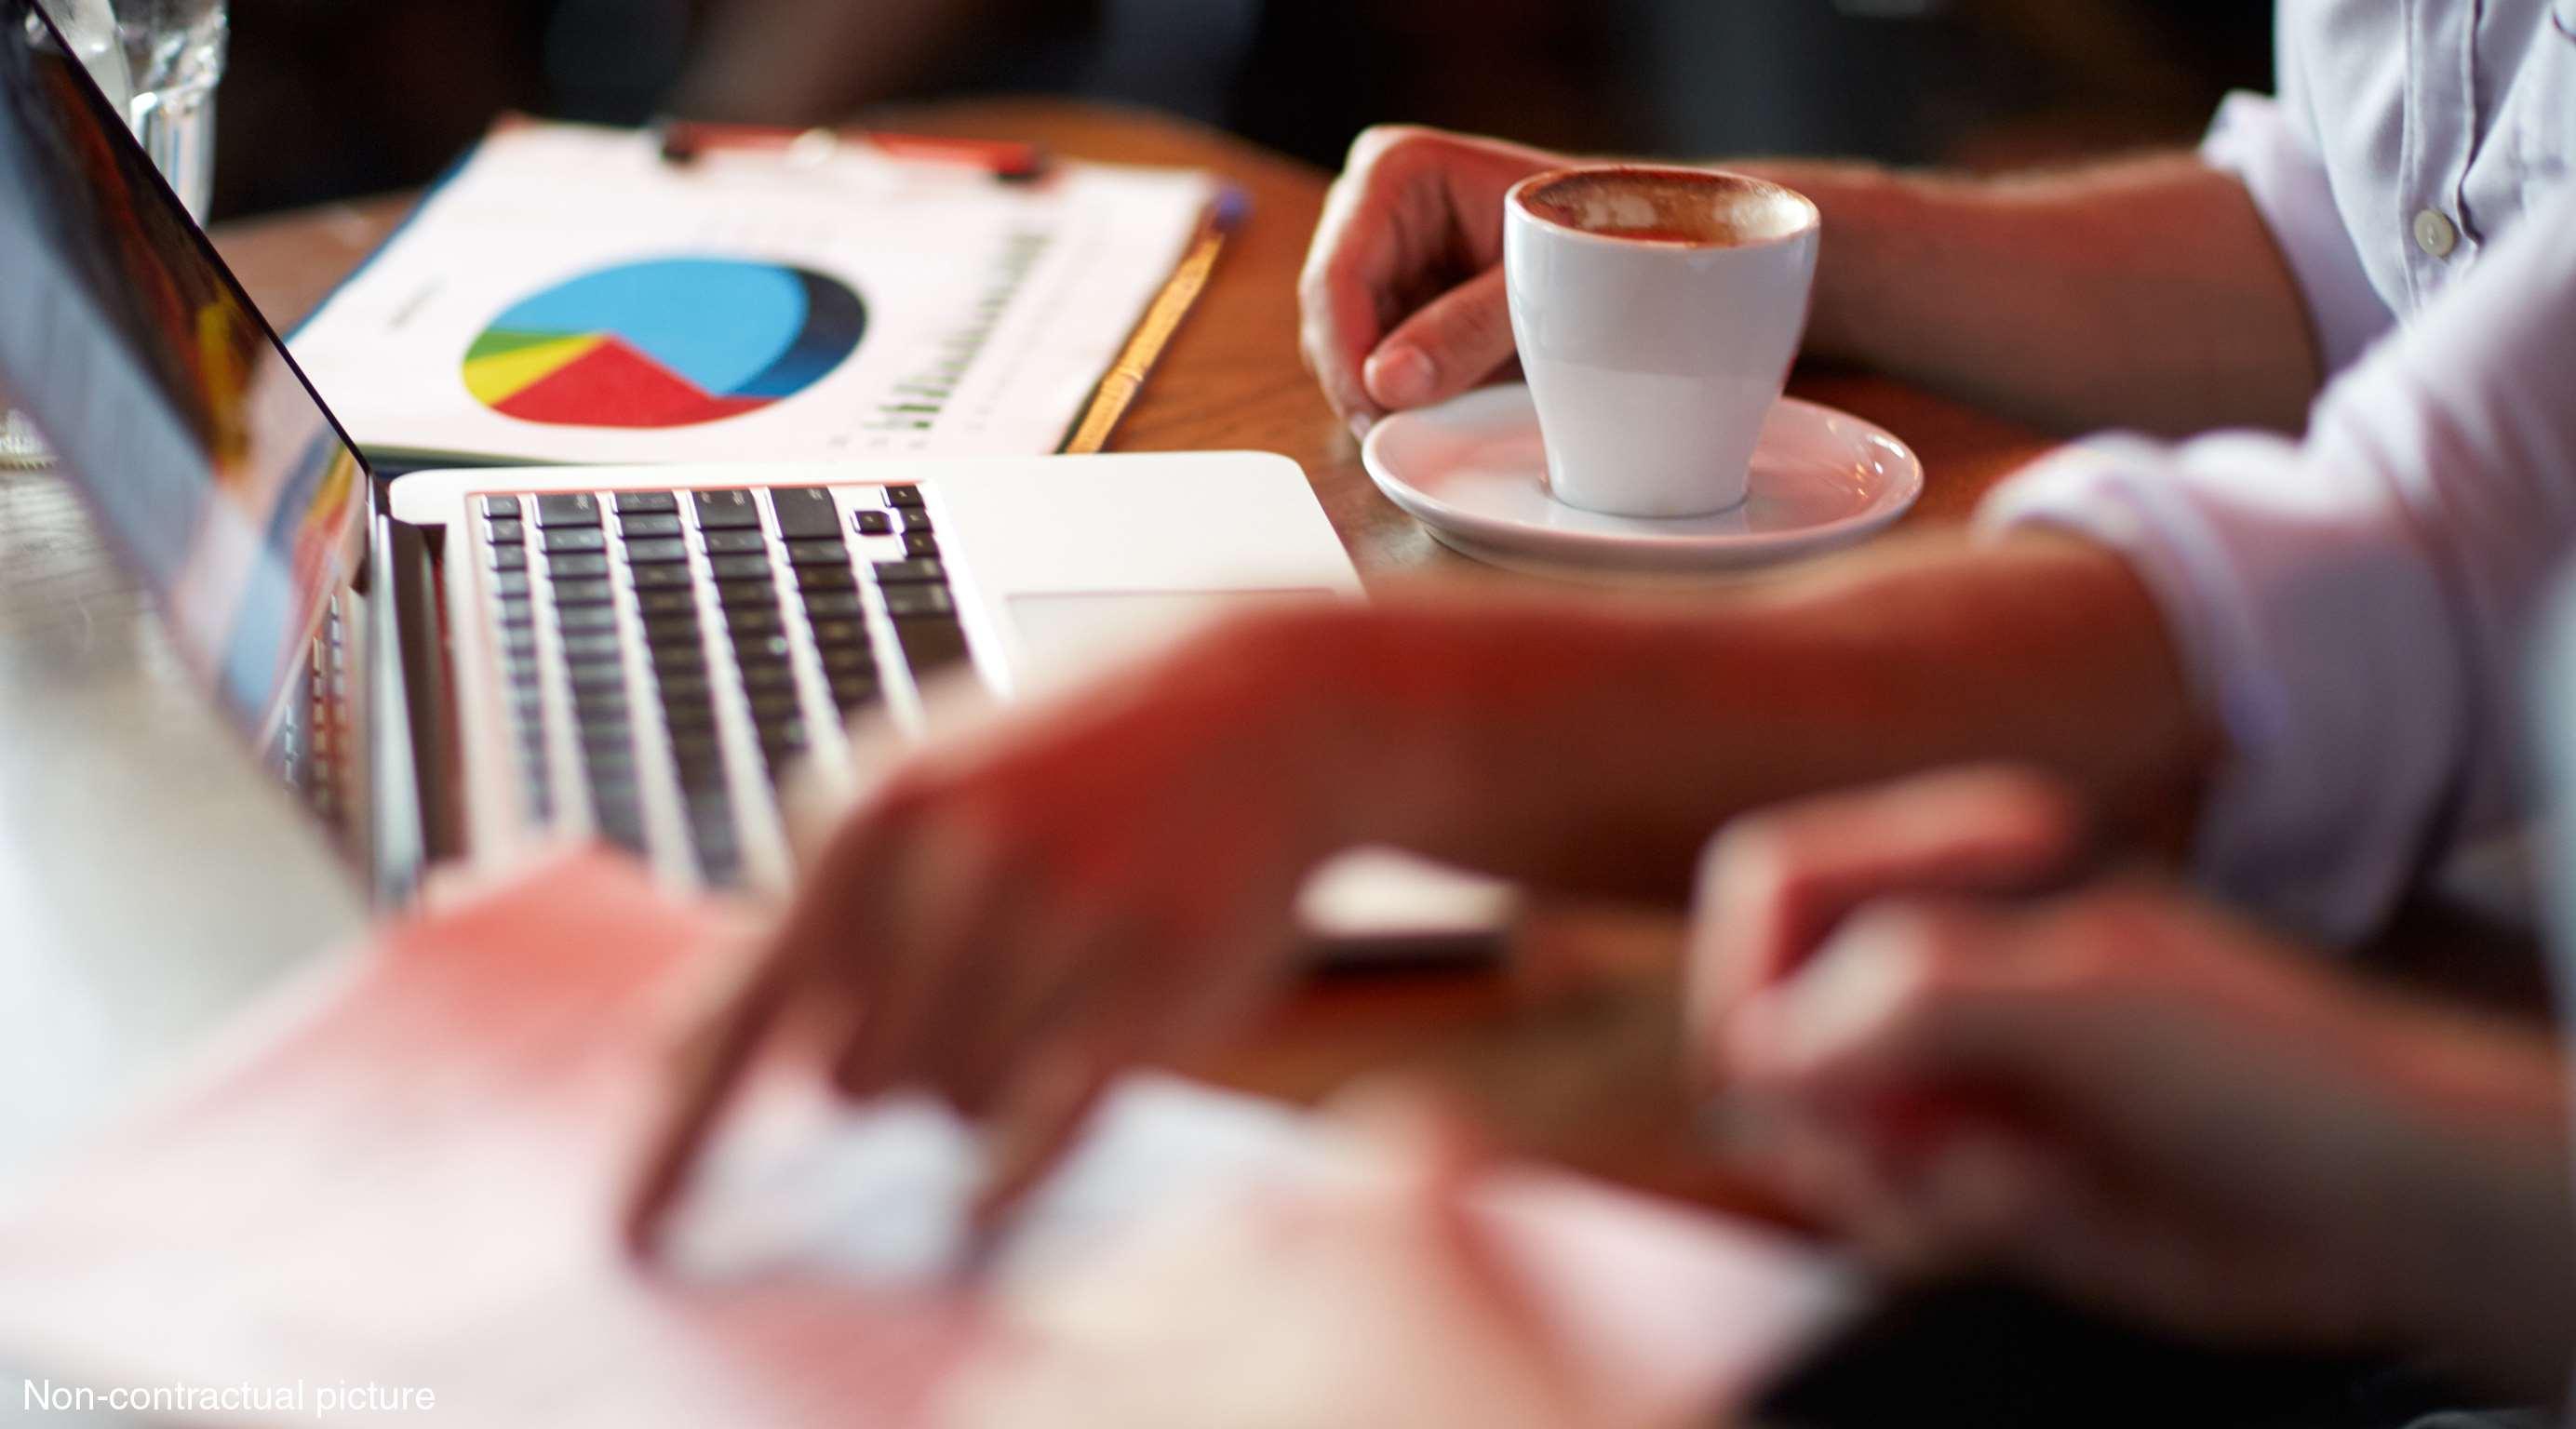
465,259,867,429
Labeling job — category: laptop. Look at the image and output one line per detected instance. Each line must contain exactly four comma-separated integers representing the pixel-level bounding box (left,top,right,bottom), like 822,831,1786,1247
0,0,1381,908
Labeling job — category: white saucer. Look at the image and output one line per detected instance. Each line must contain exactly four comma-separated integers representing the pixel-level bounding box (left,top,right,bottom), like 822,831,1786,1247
1362,383,1923,579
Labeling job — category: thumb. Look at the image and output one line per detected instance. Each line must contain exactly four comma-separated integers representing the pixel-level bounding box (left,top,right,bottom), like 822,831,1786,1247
1364,266,1517,411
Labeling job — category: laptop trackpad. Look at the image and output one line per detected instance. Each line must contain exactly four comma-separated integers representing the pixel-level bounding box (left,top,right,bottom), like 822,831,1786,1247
1006,589,1330,694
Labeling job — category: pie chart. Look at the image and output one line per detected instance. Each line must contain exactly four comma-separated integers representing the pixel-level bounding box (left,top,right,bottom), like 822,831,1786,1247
463,259,866,429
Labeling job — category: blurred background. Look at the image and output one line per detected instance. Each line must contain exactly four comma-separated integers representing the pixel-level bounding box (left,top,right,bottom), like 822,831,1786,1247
211,0,2272,220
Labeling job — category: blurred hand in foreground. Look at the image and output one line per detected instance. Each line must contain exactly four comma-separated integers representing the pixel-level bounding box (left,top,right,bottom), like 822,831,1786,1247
1299,125,1569,427
1697,773,2575,1395
626,608,1391,1254
936,1085,1629,1429
1688,765,2092,1059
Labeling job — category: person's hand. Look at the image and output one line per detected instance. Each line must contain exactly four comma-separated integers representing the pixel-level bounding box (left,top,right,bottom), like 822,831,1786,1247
1706,860,2574,1391
1688,765,2091,1063
1298,126,1572,430
624,605,1396,1252
937,1083,1617,1429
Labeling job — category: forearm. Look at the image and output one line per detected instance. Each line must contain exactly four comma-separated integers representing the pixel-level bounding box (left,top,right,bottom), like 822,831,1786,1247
1741,154,2322,436
1326,532,2212,901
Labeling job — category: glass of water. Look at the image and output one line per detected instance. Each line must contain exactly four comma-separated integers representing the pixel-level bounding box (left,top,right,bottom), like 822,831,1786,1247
2,0,225,467
111,0,226,219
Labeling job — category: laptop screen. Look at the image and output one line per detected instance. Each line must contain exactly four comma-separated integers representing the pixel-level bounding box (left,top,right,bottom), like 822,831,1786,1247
0,0,366,745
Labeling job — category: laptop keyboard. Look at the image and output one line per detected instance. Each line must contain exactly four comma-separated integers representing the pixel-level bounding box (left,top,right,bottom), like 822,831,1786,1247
476,483,973,887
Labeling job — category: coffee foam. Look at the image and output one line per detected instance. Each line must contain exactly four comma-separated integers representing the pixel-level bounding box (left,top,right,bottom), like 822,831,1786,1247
1520,169,1811,247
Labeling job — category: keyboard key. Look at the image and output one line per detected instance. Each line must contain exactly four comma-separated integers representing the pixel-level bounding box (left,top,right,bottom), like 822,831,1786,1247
724,604,785,635
485,518,526,545
828,673,882,710
732,631,794,661
635,588,700,617
567,660,628,690
800,589,865,618
641,610,701,641
497,598,536,627
880,584,956,619
819,644,877,675
797,564,857,592
663,700,719,734
771,487,843,539
478,495,523,520
902,532,940,559
852,510,893,537
759,720,810,752
703,528,769,556
661,661,713,697
577,722,633,753
576,729,630,762
632,564,696,590
542,527,608,554
786,540,851,567
883,486,926,509
490,570,531,598
746,689,804,722
872,558,946,584
708,554,771,581
619,513,683,539
536,493,602,527
613,491,679,514
738,662,799,692
556,604,618,634
668,729,725,766
896,617,972,675
648,639,706,671
693,490,762,529
560,631,623,661
899,510,936,535
489,545,530,572
546,554,611,580
718,585,781,614
503,654,543,687
809,617,870,648
499,627,539,656
553,578,614,607
622,537,689,564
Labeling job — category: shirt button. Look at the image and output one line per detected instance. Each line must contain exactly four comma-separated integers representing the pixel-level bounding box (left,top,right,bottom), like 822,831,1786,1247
2412,208,2459,259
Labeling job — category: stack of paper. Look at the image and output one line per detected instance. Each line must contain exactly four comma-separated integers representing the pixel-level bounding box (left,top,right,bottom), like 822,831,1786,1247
289,123,1219,468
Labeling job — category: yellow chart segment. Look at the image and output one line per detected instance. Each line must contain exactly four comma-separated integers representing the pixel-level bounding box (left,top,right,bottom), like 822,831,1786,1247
463,333,605,407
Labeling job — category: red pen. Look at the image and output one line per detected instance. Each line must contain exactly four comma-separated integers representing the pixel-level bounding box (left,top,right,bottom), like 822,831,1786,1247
654,119,1050,181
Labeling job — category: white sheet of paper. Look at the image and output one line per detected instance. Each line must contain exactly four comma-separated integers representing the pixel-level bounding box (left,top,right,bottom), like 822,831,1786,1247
0,853,1855,1426
288,123,1215,465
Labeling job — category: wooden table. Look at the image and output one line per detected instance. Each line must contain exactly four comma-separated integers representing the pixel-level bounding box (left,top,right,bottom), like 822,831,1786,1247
0,100,2056,1207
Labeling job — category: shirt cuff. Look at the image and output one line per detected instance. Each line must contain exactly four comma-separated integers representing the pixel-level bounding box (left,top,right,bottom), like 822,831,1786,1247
2200,91,2395,378
1977,435,2463,945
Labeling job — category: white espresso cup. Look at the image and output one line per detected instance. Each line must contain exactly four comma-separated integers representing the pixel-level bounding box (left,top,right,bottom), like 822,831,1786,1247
1503,166,1820,518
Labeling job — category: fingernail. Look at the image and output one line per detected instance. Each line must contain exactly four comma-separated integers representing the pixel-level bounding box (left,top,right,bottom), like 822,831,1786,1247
1365,343,1436,408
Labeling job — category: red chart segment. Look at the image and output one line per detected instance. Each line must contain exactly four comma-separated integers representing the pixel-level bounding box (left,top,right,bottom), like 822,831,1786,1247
491,335,774,430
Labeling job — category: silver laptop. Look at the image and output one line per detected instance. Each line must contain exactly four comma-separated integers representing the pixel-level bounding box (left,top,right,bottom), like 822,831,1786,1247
0,0,1368,906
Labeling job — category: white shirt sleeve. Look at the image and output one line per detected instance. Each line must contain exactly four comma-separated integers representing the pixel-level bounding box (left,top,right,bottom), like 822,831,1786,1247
1978,181,2576,944
2198,91,2395,378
